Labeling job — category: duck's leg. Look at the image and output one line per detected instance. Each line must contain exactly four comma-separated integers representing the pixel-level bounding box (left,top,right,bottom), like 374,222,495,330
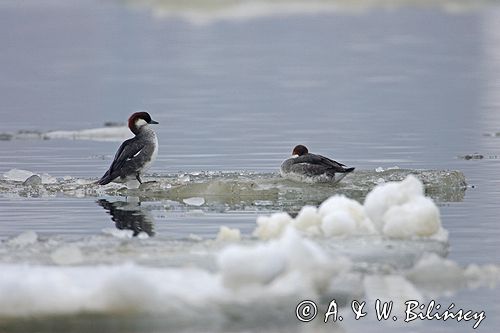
136,173,143,184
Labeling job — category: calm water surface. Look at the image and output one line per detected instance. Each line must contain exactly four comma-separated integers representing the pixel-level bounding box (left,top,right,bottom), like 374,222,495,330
0,1,499,332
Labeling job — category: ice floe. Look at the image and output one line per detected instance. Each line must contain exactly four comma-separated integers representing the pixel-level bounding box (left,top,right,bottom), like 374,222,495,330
216,226,241,242
50,245,84,265
102,228,137,239
0,263,223,317
3,169,35,182
364,175,442,238
183,197,205,206
6,231,38,247
0,169,467,210
0,237,497,320
0,126,131,142
253,175,445,240
254,212,293,240
3,169,57,184
43,126,131,142
218,228,351,292
126,0,495,26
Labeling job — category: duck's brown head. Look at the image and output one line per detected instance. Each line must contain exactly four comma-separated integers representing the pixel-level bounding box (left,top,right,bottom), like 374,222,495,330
128,112,159,134
292,145,308,156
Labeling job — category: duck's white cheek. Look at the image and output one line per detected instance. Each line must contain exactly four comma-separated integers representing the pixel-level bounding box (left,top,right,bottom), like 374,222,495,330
135,118,148,128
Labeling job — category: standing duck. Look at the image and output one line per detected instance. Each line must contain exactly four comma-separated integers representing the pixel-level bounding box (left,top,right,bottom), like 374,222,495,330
98,112,159,185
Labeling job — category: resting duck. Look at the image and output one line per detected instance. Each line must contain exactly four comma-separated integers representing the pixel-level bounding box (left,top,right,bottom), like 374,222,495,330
280,144,354,183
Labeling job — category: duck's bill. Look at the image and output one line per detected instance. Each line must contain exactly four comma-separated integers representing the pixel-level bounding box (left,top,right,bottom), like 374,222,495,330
150,120,159,124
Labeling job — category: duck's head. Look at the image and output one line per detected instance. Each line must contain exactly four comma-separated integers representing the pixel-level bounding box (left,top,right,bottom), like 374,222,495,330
292,144,308,156
128,112,159,134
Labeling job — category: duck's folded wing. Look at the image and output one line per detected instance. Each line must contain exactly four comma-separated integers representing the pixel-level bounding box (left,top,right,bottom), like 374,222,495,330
99,138,145,184
108,138,145,174
294,154,348,173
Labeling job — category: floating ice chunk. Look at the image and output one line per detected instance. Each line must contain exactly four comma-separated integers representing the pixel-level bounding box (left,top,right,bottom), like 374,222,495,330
217,238,286,288
365,175,425,228
291,206,322,236
364,175,440,233
7,231,38,246
40,173,58,184
321,211,357,236
183,197,205,206
137,232,150,240
375,167,384,173
3,169,57,184
218,228,348,290
76,178,94,185
178,174,191,183
319,195,361,218
319,195,376,236
188,233,203,241
23,174,42,186
124,179,141,189
102,228,134,239
428,227,449,242
253,212,292,240
0,263,223,317
44,126,131,142
3,169,34,182
216,226,241,242
364,275,423,307
464,264,500,288
382,196,441,238
406,254,465,291
51,245,84,265
284,232,351,293
253,175,442,240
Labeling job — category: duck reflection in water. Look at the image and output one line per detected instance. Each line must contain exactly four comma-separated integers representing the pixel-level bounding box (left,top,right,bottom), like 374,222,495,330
97,198,155,237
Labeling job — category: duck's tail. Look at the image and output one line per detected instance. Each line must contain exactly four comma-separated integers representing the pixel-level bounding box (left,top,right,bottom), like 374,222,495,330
98,171,112,185
342,167,355,173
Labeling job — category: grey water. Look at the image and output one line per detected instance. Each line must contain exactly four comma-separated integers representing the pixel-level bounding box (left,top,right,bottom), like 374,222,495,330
0,0,500,332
